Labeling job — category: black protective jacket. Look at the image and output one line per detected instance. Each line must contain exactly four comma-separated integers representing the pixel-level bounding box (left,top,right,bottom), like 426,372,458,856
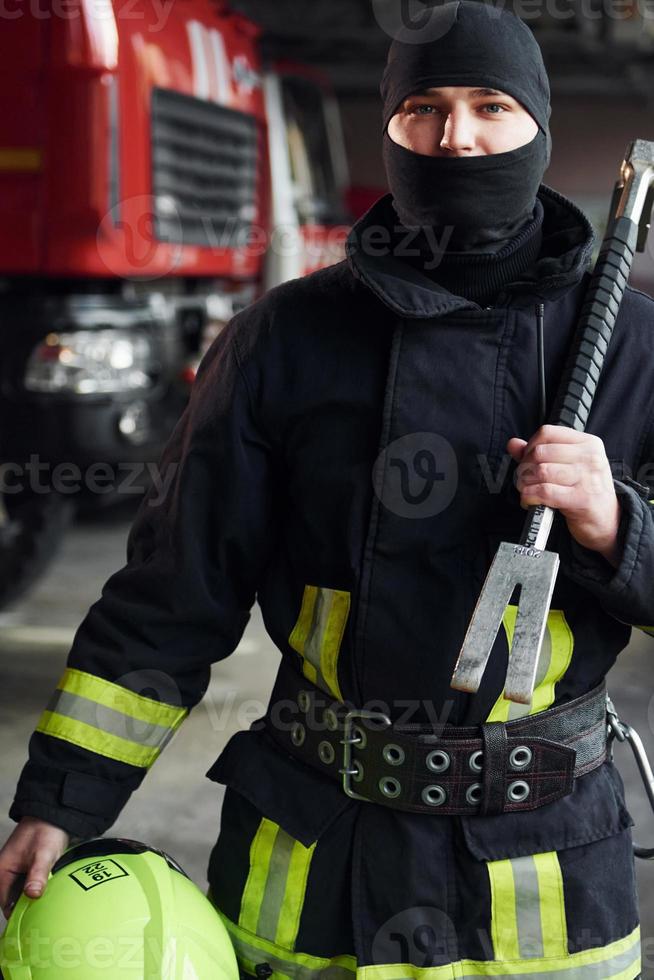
10,186,654,972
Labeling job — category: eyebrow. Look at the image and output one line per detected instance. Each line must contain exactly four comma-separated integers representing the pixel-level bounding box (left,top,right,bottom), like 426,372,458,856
405,87,507,102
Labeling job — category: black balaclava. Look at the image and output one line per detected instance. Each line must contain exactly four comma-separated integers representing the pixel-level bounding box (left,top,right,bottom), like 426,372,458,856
380,0,551,254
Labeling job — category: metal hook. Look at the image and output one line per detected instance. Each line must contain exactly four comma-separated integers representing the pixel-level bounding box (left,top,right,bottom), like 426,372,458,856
607,695,654,859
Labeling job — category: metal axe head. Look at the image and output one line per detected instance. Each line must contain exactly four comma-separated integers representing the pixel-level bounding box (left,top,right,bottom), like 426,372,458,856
625,139,654,169
450,542,560,704
619,139,654,249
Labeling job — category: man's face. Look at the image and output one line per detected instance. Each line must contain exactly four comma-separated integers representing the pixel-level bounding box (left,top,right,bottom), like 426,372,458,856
387,86,539,157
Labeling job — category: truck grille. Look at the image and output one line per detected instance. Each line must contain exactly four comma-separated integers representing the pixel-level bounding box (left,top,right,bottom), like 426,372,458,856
151,88,259,249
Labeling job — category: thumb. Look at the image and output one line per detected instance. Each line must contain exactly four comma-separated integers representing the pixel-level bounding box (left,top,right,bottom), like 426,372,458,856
24,855,55,899
507,437,528,461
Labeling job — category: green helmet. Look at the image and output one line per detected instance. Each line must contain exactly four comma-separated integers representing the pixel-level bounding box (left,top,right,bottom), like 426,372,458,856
0,838,239,979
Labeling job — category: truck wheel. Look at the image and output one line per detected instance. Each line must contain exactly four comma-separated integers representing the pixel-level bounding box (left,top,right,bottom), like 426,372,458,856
0,488,76,610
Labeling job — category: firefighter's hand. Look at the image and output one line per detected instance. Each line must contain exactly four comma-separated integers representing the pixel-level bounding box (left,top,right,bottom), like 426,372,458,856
0,817,69,919
507,426,621,567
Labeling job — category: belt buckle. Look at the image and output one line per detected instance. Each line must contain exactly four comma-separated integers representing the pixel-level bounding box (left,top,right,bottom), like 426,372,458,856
340,707,391,801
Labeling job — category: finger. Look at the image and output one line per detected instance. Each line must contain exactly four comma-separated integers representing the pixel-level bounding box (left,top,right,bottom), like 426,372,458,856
529,425,602,446
520,483,577,509
24,853,56,899
507,437,528,452
524,429,605,460
522,442,599,465
3,872,25,918
0,868,22,916
517,462,581,488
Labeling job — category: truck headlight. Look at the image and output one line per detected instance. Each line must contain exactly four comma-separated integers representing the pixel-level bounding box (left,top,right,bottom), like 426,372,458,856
24,330,157,394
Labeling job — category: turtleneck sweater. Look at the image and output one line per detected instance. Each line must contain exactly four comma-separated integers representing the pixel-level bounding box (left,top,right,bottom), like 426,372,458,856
390,197,545,306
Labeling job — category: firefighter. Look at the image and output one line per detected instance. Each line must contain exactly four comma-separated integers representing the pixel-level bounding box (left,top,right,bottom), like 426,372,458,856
1,2,652,976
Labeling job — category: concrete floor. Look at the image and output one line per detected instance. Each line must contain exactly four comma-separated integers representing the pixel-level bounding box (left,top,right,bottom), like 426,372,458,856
1,502,654,962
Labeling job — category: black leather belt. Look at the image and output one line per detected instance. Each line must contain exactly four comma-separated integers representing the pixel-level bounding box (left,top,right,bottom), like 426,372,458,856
264,664,608,816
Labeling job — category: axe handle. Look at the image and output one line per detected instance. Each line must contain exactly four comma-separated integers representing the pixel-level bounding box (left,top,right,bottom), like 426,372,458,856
549,214,639,432
520,214,640,552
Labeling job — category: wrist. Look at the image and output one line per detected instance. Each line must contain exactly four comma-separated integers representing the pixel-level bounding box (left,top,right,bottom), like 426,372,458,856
592,498,622,568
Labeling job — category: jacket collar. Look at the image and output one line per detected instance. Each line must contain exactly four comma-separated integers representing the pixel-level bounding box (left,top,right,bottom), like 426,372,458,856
345,185,596,319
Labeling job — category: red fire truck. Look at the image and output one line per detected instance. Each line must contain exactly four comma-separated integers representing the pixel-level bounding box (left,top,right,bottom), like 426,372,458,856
0,0,350,606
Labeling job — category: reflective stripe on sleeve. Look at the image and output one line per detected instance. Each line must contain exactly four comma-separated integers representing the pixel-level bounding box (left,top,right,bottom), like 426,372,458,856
35,668,187,768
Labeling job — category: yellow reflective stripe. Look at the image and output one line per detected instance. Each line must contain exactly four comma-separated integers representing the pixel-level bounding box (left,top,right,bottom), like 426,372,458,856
0,148,42,172
239,818,279,935
35,669,187,768
530,612,573,714
315,589,349,702
36,711,160,768
487,859,520,960
238,817,316,951
289,586,318,656
289,586,321,688
275,837,316,949
489,853,568,965
216,901,639,980
357,927,640,979
533,852,568,957
59,668,186,728
218,908,356,979
289,585,350,701
486,607,573,722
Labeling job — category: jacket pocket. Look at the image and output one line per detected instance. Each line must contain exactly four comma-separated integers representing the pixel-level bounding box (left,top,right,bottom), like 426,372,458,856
288,585,350,702
461,762,639,962
206,728,354,848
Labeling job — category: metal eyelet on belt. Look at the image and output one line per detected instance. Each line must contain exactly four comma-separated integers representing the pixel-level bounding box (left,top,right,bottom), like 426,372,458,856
352,724,367,749
465,782,483,805
324,709,339,732
421,784,447,807
291,722,306,747
468,750,483,773
509,745,533,770
318,740,335,765
507,779,530,803
383,743,405,767
352,760,365,783
379,776,401,799
297,690,311,713
426,749,450,773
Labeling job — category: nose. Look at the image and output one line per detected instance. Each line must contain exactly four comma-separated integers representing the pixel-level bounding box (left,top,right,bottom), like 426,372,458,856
439,108,476,155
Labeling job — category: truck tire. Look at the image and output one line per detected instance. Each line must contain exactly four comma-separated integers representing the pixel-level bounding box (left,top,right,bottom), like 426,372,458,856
0,488,76,610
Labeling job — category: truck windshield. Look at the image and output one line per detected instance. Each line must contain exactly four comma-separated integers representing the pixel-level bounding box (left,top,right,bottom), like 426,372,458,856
281,76,346,226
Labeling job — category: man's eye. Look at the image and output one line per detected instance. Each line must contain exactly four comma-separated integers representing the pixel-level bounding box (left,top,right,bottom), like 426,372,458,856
410,104,438,115
482,103,506,114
